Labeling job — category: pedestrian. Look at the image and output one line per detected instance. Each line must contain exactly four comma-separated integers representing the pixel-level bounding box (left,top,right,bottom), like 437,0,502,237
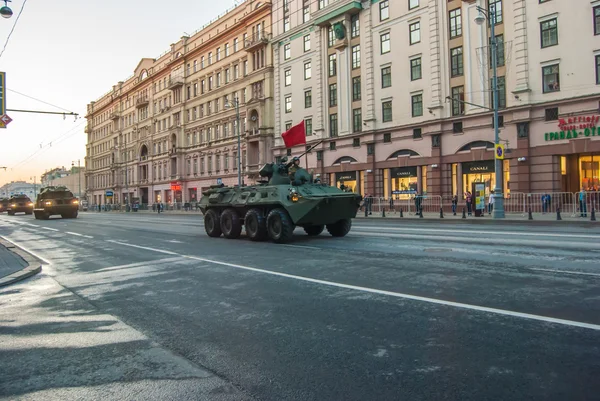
579,188,587,217
465,191,472,216
488,191,495,215
452,194,458,215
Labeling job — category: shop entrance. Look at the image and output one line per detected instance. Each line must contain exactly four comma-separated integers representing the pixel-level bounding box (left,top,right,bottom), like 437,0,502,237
335,172,358,193
390,167,418,200
580,155,600,190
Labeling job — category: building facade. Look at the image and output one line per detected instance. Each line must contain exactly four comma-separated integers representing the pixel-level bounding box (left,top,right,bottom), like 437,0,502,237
85,0,274,206
0,181,37,199
272,0,600,200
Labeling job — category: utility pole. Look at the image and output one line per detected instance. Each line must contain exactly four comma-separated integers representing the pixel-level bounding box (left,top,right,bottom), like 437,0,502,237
71,159,81,199
30,176,36,196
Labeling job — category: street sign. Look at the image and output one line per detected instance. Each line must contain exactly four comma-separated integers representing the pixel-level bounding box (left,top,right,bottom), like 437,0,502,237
495,144,505,160
0,114,12,126
105,190,114,197
216,178,223,185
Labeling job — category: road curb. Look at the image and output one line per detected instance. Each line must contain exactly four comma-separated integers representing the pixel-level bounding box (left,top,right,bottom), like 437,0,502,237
0,238,43,287
354,216,599,227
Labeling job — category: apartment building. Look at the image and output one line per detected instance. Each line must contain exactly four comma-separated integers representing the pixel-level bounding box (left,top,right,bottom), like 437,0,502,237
272,0,600,199
85,0,274,206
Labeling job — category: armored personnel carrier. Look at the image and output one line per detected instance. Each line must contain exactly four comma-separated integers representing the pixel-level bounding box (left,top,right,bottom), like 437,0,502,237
198,156,362,243
6,194,33,215
34,186,79,220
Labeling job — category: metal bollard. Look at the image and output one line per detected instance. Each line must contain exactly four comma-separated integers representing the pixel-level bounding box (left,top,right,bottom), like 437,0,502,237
528,208,533,220
462,208,466,219
419,207,423,218
364,206,368,217
440,207,444,219
592,208,597,222
556,207,562,221
382,208,386,218
400,208,404,218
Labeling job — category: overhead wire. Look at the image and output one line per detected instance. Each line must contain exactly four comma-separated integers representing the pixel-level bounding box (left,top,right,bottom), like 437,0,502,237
8,89,76,113
0,0,28,60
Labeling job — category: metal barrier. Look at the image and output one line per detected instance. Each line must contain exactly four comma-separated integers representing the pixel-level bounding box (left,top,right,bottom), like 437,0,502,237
574,191,600,217
521,192,576,216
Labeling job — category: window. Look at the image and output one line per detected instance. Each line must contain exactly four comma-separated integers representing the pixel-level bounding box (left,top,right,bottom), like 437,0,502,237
328,27,335,47
453,121,463,133
407,58,421,82
596,55,600,85
329,54,337,76
353,108,362,132
493,115,505,128
380,0,389,21
411,94,423,117
285,69,292,86
304,35,311,52
201,56,205,68
413,128,422,139
489,35,505,67
286,122,292,131
193,60,197,72
382,101,393,122
409,22,420,44
595,6,600,35
381,66,392,88
329,83,337,107
234,64,239,79
353,138,360,147
330,141,337,150
283,17,290,32
351,14,360,37
303,2,310,22
451,86,464,116
352,76,361,101
305,118,312,136
305,89,312,108
542,64,560,93
409,0,419,10
490,76,506,109
384,133,391,143
284,43,291,60
224,43,229,57
449,9,462,38
517,122,530,138
285,96,292,113
304,62,312,79
348,46,360,71
540,18,558,48
489,0,503,25
450,47,463,77
216,47,221,61
380,33,390,54
545,107,558,121
233,38,238,52
330,114,338,137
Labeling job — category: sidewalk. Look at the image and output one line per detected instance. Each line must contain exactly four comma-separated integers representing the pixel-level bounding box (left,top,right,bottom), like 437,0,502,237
0,239,42,287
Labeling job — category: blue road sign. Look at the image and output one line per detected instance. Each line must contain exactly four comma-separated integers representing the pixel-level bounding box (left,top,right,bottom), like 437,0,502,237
216,178,223,185
105,190,114,197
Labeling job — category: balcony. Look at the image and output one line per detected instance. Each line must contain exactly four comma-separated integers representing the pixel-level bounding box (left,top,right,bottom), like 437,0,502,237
110,110,120,120
244,32,271,52
85,124,92,133
136,97,149,108
168,76,184,89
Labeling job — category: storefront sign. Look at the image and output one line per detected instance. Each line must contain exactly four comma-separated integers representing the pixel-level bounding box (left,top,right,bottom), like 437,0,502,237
105,190,114,197
390,166,418,178
462,160,495,174
170,181,182,191
336,172,356,182
475,183,486,211
545,115,600,141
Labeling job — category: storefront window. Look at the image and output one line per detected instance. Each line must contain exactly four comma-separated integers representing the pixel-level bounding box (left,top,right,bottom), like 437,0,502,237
580,155,600,190
560,156,567,175
359,171,365,197
383,169,390,198
503,159,510,197
335,172,359,193
421,166,427,194
462,160,495,197
452,163,458,196
390,167,418,200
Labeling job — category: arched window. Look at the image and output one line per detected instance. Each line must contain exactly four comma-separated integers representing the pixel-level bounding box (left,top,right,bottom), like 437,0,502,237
140,70,148,80
333,156,358,165
458,141,494,152
388,149,419,159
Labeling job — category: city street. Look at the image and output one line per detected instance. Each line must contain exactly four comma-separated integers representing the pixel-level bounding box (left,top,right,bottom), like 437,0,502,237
1,212,599,400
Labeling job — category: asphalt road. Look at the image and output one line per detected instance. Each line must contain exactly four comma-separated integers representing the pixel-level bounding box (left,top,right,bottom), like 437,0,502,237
1,212,599,401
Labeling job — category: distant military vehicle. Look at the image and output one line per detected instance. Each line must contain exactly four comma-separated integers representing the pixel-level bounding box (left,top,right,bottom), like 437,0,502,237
33,186,79,220
198,151,362,243
6,194,33,215
0,197,10,213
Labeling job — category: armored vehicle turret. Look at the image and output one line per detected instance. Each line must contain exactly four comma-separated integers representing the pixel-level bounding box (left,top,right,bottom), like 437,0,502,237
198,157,362,243
34,186,79,220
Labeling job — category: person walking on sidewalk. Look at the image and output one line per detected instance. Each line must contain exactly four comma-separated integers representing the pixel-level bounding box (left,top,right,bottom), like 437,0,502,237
579,188,587,217
452,195,458,215
465,191,473,216
488,191,495,215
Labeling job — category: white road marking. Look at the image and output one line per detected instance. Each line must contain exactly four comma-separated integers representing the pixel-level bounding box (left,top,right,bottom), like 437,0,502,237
0,235,52,265
107,239,600,331
529,268,600,277
42,227,59,232
66,232,83,237
95,257,185,272
353,225,600,239
283,244,321,250
106,240,179,255
167,240,183,243
83,235,94,239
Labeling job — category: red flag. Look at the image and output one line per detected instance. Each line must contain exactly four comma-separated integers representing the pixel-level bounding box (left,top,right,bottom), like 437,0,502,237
282,120,306,148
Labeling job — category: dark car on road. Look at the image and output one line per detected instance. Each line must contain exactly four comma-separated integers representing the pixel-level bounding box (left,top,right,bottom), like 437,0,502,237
34,186,79,219
0,197,10,213
7,194,34,215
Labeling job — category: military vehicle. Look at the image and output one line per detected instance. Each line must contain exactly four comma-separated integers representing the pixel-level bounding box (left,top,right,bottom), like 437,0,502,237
6,194,33,215
198,151,362,244
33,186,79,220
0,197,9,213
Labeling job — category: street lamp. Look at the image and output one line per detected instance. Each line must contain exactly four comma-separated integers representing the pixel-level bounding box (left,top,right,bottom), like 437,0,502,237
0,0,12,18
475,4,505,219
225,97,242,187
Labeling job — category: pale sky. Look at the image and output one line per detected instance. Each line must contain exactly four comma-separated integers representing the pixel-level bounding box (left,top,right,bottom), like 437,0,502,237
0,0,238,186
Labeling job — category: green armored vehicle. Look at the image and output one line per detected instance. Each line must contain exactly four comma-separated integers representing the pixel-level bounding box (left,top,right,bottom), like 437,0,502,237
6,194,33,215
34,186,79,220
198,156,362,243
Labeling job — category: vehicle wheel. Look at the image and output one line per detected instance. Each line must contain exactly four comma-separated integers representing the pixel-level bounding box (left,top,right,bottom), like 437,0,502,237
244,209,268,241
326,218,352,237
267,208,295,243
7,211,13,216
220,208,242,239
304,225,324,236
204,209,222,237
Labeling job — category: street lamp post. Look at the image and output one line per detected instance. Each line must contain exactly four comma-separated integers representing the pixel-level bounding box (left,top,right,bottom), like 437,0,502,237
71,160,81,199
225,98,242,187
475,4,505,219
